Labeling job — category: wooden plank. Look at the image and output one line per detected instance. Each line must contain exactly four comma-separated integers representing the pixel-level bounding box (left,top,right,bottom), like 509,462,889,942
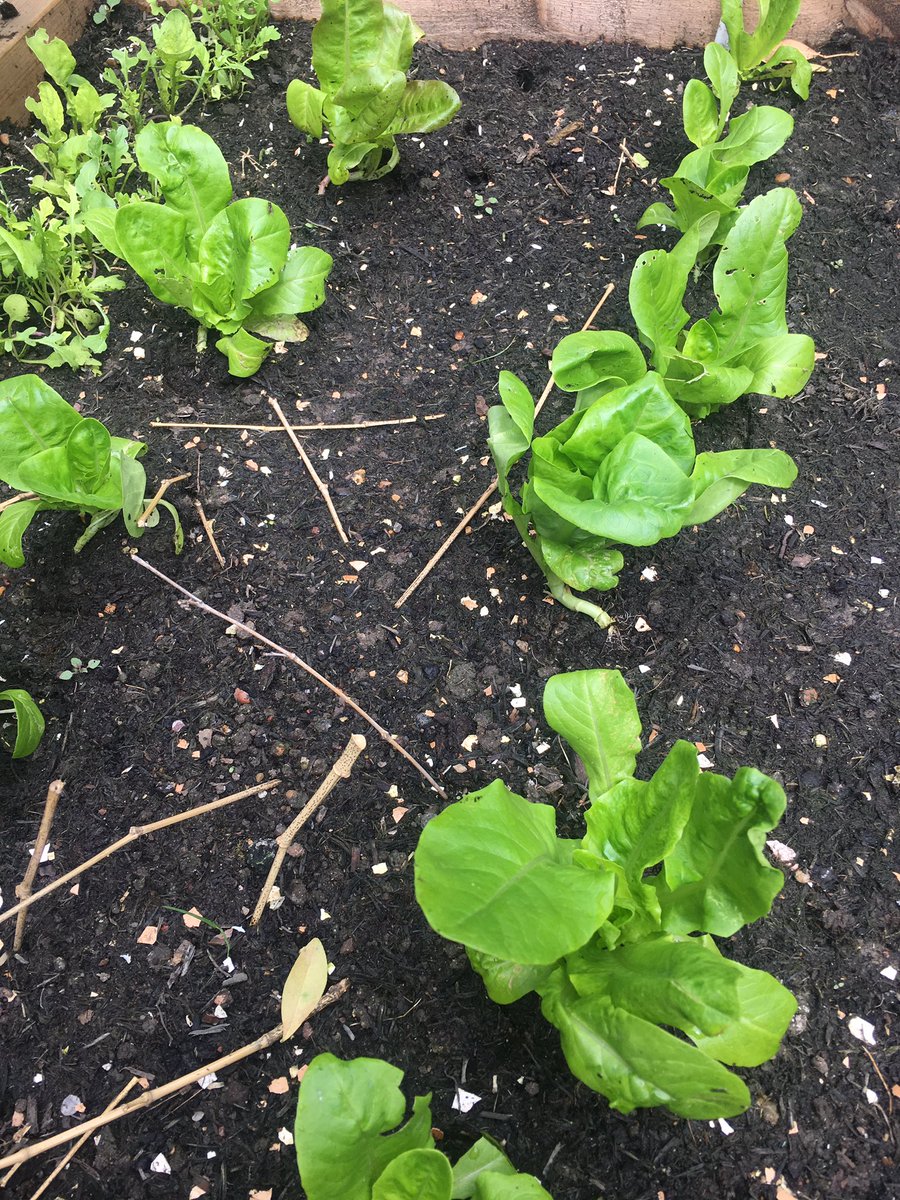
0,0,93,125
1,0,896,128
267,0,893,49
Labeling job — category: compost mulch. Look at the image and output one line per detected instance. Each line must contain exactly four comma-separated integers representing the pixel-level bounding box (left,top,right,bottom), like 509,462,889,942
1,11,898,1199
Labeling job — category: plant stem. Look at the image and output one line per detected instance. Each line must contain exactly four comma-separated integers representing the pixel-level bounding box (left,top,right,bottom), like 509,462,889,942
547,574,613,627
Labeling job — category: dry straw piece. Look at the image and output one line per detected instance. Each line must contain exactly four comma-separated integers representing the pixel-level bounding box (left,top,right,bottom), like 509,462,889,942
0,974,348,1173
251,734,366,925
13,779,63,952
131,555,447,798
0,779,277,930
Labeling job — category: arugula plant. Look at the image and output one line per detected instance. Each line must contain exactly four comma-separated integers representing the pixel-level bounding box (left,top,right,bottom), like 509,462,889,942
287,0,461,185
0,375,182,566
83,122,333,377
720,0,813,99
1,184,123,371
638,44,793,246
0,687,45,759
25,31,133,199
415,669,797,1119
489,359,796,627
162,0,281,101
295,1053,553,1200
630,191,815,417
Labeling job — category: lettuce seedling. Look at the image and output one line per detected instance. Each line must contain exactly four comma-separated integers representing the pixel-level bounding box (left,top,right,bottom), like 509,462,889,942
0,375,182,566
0,687,44,758
489,356,796,626
83,122,333,376
415,670,797,1120
295,1053,553,1199
287,0,461,185
630,191,815,417
638,43,793,246
721,0,813,99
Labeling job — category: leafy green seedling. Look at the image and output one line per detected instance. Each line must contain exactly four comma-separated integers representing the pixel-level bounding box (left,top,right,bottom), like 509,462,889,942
25,31,133,198
631,190,815,417
287,0,461,185
161,0,281,101
58,657,101,681
721,0,813,99
474,194,499,215
489,360,796,626
0,375,182,566
93,0,122,23
638,45,794,246
1,184,124,371
83,122,333,376
295,1054,553,1199
0,688,45,758
415,669,797,1119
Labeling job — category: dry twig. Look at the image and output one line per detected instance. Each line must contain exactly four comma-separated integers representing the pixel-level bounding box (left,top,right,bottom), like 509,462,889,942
0,980,349,1172
25,1077,142,1200
193,498,225,567
0,780,276,929
251,734,366,925
13,780,64,952
132,556,447,798
268,396,348,543
0,492,37,516
137,473,190,527
151,415,445,432
394,283,615,609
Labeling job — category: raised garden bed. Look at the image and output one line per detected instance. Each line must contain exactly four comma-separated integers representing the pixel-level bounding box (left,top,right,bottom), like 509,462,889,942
1,6,898,1199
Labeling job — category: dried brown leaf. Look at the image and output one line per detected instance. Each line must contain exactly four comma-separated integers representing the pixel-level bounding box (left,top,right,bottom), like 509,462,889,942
280,938,328,1042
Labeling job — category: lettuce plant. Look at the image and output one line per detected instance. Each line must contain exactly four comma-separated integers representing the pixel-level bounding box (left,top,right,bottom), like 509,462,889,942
721,0,813,99
0,687,44,758
638,43,793,245
630,191,815,417
415,670,797,1120
0,375,182,566
295,1054,553,1199
83,122,333,376
489,359,796,626
287,0,461,185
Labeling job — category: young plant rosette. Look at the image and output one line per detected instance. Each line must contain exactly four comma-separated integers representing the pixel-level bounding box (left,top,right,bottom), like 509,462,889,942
414,669,797,1119
84,123,333,376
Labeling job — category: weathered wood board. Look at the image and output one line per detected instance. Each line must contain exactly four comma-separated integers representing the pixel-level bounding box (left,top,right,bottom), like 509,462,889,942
0,0,94,124
2,0,897,125
268,0,900,49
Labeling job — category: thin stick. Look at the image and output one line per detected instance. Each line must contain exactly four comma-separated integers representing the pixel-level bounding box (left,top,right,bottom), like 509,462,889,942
0,979,349,1172
0,492,37,515
131,556,446,799
137,473,190,527
0,780,277,928
251,734,366,925
25,1077,142,1200
394,283,616,610
13,780,63,952
268,397,348,543
193,498,225,567
151,415,446,432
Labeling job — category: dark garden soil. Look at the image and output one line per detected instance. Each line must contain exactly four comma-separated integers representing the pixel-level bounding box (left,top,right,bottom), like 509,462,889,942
1,11,899,1200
